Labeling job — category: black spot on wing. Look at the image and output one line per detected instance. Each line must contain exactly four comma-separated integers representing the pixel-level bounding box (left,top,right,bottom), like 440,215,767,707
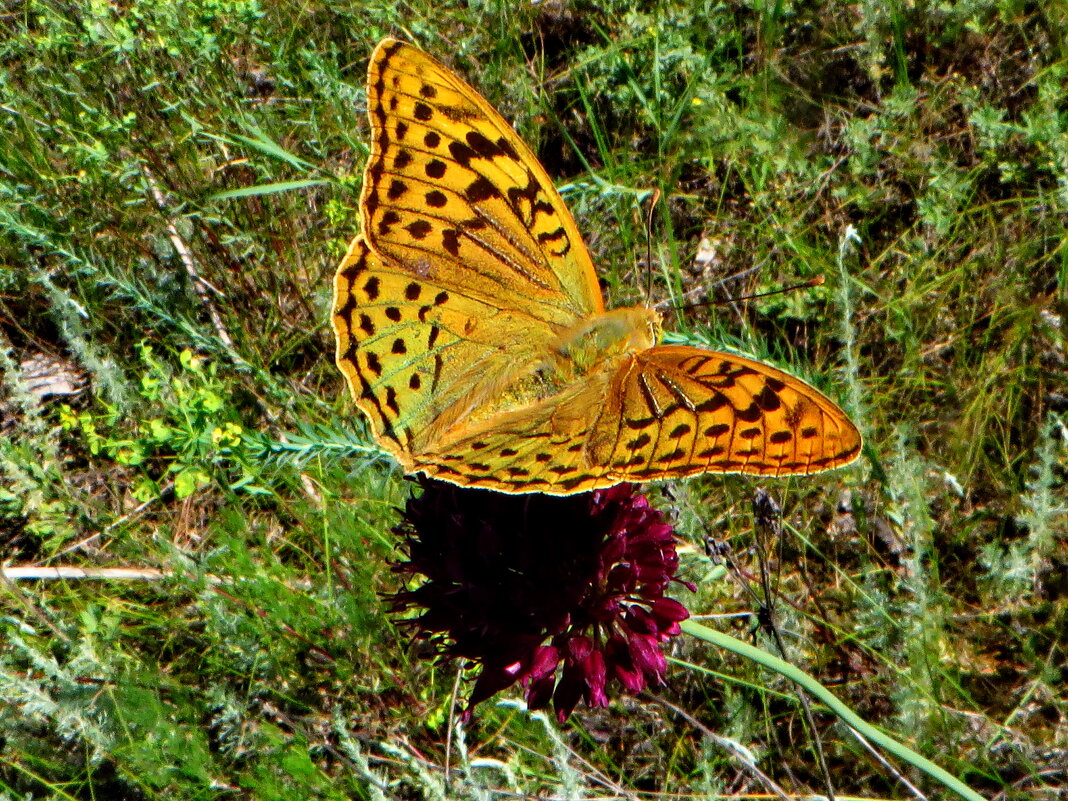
465,176,500,202
442,229,460,257
737,403,763,423
465,130,504,159
669,423,692,439
363,276,380,301
385,386,399,415
755,384,782,412
365,352,382,377
448,140,474,168
405,219,432,240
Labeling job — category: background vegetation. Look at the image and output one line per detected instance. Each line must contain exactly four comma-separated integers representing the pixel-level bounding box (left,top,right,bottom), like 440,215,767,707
2,0,1065,798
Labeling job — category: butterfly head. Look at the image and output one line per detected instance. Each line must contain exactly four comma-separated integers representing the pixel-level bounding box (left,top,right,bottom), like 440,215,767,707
606,305,662,353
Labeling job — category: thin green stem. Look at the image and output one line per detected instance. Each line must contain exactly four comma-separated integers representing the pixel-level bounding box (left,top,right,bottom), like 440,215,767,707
681,619,985,801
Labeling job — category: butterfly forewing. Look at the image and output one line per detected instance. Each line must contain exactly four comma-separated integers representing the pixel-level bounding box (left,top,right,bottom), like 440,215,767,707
362,38,603,326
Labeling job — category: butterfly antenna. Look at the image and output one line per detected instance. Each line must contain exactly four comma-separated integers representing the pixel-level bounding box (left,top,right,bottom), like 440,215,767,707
669,275,825,314
644,188,661,304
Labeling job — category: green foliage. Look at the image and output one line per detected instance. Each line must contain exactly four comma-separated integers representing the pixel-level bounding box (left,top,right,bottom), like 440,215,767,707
57,345,231,499
1,0,1065,799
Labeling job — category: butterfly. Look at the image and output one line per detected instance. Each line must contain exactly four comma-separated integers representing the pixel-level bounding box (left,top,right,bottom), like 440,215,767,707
332,38,861,495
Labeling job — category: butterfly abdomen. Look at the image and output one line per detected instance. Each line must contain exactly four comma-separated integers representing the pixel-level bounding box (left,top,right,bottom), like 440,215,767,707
445,306,659,427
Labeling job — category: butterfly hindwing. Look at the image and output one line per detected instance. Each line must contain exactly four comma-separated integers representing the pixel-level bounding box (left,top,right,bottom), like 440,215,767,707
590,346,862,480
408,346,861,493
361,38,603,327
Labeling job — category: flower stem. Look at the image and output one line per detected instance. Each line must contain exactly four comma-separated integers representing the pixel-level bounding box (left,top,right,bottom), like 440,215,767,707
681,619,984,801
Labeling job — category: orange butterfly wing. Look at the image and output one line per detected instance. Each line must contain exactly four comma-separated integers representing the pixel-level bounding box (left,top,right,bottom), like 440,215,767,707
411,346,861,494
593,346,862,480
361,38,603,325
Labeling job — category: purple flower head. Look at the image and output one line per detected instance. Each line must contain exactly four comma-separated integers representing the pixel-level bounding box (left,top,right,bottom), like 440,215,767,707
387,478,693,722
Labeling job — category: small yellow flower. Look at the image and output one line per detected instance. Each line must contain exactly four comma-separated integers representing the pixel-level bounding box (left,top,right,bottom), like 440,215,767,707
211,422,242,447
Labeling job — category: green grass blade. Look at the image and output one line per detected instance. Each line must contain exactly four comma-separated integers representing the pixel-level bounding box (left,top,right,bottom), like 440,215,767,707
208,179,328,201
204,123,314,170
682,619,985,801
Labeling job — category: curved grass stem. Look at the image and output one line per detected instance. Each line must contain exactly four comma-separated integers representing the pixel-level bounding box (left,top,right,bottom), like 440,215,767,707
681,619,985,801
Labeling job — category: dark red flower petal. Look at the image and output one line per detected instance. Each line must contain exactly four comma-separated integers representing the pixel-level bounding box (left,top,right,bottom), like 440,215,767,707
529,645,560,682
583,648,608,707
608,637,645,691
553,662,586,722
628,631,667,681
566,635,593,663
527,673,557,711
652,597,690,623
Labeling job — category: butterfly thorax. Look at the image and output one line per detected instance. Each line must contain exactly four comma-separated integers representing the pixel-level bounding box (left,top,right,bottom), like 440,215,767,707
547,306,662,380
